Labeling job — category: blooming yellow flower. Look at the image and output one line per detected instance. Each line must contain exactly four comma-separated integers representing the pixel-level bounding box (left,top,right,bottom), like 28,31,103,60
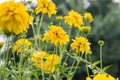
86,77,92,80
42,25,69,46
71,36,91,54
0,1,33,35
84,12,93,22
32,51,48,67
35,0,57,17
32,51,60,74
64,10,83,29
93,74,115,80
13,39,31,53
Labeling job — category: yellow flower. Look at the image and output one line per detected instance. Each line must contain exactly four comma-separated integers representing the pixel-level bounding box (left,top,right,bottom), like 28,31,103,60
84,12,93,22
32,51,48,66
71,36,91,54
0,1,33,35
86,77,92,80
42,25,69,46
32,51,60,74
93,74,115,80
55,16,63,20
64,10,83,28
35,0,57,17
0,42,4,49
13,39,31,53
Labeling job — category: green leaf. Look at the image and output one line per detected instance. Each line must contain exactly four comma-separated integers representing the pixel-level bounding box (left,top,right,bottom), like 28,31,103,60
103,65,112,72
92,60,101,67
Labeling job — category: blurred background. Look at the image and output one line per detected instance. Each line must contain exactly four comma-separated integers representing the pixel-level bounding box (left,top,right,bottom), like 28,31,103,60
0,0,120,80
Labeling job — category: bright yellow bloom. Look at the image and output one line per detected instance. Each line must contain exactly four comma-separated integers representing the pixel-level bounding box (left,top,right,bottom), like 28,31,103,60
71,36,91,54
84,12,93,22
86,77,92,80
13,39,31,53
42,25,69,46
35,0,57,17
64,10,83,29
32,51,60,74
93,74,115,80
0,1,33,35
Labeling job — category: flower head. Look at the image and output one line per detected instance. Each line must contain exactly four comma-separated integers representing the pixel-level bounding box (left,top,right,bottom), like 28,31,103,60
84,12,93,22
64,10,83,28
32,51,60,73
13,39,31,53
71,36,91,54
42,25,69,46
35,0,57,17
93,74,115,80
0,1,33,35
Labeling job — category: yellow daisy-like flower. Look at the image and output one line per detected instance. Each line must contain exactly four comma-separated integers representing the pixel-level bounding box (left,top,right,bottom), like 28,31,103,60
32,51,60,74
71,36,91,54
35,0,57,17
84,12,93,22
42,25,69,46
64,10,83,29
0,1,33,35
13,39,31,53
93,74,115,80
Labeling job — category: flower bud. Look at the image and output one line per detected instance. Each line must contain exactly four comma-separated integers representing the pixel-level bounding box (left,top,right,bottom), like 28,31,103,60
80,26,91,35
98,40,104,46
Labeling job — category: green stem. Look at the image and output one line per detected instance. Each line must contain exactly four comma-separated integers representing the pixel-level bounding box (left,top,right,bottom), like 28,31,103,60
84,35,89,76
76,29,80,37
18,51,24,80
31,23,39,50
100,45,103,69
38,14,44,38
5,36,11,67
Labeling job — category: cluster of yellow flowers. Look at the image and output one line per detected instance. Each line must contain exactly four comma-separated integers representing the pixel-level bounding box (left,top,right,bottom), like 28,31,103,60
13,39,31,53
0,0,117,79
64,10,93,29
86,74,115,80
32,51,60,73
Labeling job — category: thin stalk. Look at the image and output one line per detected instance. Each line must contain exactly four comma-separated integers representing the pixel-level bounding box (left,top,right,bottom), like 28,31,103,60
48,46,57,80
100,45,103,69
84,35,89,76
38,14,44,38
18,51,24,80
31,23,39,50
